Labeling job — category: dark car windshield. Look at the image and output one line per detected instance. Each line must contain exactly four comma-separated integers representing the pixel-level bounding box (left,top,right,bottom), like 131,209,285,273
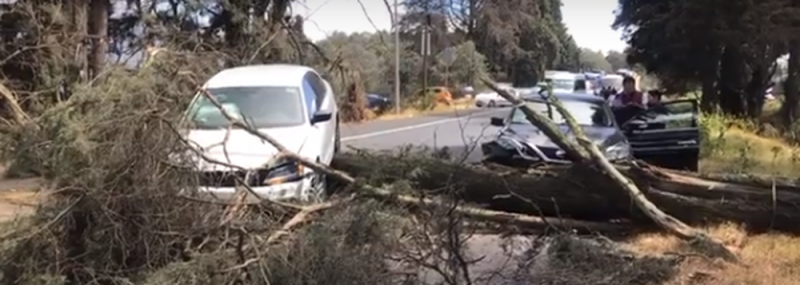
510,100,613,127
187,86,305,129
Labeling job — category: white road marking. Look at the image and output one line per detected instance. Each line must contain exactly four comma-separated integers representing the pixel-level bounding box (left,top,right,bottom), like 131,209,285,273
341,109,499,142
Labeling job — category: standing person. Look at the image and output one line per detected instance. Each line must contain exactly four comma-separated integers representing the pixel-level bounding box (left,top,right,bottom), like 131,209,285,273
611,76,645,109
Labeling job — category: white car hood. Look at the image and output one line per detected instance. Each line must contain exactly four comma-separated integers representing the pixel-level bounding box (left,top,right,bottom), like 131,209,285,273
186,127,309,171
476,92,498,98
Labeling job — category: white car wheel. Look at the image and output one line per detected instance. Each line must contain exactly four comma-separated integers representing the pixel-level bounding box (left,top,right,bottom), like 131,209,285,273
488,100,496,107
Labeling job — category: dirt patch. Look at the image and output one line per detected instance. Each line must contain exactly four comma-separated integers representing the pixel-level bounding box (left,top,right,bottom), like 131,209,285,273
375,99,476,121
625,223,800,285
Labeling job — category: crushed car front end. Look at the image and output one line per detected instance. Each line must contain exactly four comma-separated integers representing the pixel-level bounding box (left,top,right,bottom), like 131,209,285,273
481,127,632,166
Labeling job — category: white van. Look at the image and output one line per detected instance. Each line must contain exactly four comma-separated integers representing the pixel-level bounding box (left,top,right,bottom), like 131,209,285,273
546,72,578,93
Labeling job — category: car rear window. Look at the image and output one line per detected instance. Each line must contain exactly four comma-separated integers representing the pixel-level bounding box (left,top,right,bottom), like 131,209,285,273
187,86,305,129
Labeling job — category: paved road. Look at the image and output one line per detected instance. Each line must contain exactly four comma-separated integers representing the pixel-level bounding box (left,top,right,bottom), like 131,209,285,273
340,108,509,162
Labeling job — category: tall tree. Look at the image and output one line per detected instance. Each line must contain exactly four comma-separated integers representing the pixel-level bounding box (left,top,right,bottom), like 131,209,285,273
578,48,612,72
403,0,577,85
605,50,627,71
615,0,788,116
88,0,110,77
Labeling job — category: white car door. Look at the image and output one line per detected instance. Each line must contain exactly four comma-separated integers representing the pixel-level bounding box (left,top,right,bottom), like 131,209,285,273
303,72,335,164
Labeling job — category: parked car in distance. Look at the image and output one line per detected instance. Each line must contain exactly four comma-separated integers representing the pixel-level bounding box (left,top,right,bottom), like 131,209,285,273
545,71,580,93
451,86,476,99
183,64,340,202
482,92,700,171
366,93,392,114
475,88,519,108
414,86,454,105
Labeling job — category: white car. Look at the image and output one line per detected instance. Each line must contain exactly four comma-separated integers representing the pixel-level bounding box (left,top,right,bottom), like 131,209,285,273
475,89,517,107
547,71,579,93
183,64,339,202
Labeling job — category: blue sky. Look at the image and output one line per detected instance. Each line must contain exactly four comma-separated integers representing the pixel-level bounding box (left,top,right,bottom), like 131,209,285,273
292,0,626,53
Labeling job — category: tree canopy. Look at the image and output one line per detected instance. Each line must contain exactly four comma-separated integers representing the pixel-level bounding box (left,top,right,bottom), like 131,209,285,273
402,0,580,87
614,0,800,122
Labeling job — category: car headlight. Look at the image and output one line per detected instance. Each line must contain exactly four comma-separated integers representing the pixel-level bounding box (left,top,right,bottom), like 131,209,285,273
604,142,631,161
496,136,522,150
262,161,304,185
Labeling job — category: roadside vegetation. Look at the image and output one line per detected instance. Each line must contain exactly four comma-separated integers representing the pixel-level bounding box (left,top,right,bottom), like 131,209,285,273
0,0,798,285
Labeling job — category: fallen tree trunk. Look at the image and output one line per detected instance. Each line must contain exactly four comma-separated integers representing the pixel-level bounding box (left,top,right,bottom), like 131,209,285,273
543,87,734,261
332,152,800,233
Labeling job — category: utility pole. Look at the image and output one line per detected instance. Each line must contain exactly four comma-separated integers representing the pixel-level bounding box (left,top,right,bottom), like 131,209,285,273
421,28,430,92
393,0,401,114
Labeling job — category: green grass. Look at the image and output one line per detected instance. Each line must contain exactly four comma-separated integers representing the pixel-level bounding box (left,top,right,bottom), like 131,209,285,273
699,109,800,176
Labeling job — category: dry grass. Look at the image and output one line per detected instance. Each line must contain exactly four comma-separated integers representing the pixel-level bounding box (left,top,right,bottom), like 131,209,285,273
700,127,800,175
626,223,800,285
700,110,800,176
373,98,475,121
634,102,800,284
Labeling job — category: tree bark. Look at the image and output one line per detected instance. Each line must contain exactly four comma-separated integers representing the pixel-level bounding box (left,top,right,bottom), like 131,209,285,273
783,39,800,127
87,0,109,78
700,47,721,112
718,45,748,117
332,153,800,234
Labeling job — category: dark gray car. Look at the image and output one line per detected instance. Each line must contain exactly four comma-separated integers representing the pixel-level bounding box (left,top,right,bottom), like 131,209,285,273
482,93,631,165
482,92,700,171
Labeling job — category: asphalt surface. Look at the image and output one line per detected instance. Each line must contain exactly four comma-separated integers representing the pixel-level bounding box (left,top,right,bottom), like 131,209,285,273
340,107,509,161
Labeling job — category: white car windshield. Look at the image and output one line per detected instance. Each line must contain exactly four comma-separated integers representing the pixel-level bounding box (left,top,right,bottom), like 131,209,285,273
187,86,305,129
510,100,612,127
552,79,575,90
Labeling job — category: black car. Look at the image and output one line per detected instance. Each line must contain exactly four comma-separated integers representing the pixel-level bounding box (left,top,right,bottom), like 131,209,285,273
366,93,392,113
481,92,700,171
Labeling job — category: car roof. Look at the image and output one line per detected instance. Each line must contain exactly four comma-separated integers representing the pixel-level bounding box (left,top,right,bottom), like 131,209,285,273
548,72,576,80
204,64,316,89
523,92,606,104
